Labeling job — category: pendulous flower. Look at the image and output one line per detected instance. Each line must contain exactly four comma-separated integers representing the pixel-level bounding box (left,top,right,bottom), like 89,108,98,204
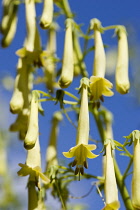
90,18,106,77
58,18,74,88
63,78,98,176
24,90,40,150
115,26,130,94
40,0,53,29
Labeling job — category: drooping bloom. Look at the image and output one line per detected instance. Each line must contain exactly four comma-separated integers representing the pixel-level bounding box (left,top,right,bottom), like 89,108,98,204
115,26,130,94
25,0,36,52
104,140,120,210
89,19,114,107
103,117,120,210
24,90,40,150
125,130,140,209
40,0,53,29
90,76,114,107
10,58,30,114
58,18,74,88
63,78,98,176
90,18,106,77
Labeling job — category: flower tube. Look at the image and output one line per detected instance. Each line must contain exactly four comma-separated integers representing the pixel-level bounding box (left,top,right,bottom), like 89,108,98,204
90,18,106,77
25,0,36,52
115,26,130,94
63,78,98,176
58,18,74,88
104,121,120,210
24,91,40,150
40,0,53,29
89,19,114,107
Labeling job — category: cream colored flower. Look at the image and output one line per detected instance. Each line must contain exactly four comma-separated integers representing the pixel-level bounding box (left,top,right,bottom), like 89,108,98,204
115,26,130,94
24,91,40,150
58,18,74,88
90,18,106,77
40,0,53,29
25,0,36,52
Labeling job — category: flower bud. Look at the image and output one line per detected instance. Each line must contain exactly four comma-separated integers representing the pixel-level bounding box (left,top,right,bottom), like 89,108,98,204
40,0,53,29
90,18,106,77
58,18,74,88
24,91,40,150
115,26,130,94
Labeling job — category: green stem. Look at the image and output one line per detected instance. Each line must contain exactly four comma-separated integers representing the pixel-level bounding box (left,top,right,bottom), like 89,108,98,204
123,146,133,159
122,158,133,181
62,0,73,18
103,25,119,31
64,90,79,101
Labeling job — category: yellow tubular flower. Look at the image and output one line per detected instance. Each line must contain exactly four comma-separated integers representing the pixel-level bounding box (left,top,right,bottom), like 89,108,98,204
10,58,32,114
90,18,106,77
40,0,53,29
131,130,140,209
104,119,120,210
89,19,113,107
25,0,36,52
63,78,98,176
24,91,40,150
115,26,130,94
58,18,74,88
105,141,120,210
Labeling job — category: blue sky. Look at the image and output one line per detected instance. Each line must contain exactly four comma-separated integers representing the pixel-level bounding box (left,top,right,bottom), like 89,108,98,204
0,0,140,209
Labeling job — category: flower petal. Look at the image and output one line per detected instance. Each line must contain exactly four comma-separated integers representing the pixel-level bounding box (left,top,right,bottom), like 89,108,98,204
86,149,99,159
63,151,74,158
17,163,31,176
84,144,97,151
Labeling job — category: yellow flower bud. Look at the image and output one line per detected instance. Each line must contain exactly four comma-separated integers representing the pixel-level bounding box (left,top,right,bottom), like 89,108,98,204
131,130,140,209
115,26,130,94
90,18,106,77
40,0,53,29
58,18,74,88
24,91,40,150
